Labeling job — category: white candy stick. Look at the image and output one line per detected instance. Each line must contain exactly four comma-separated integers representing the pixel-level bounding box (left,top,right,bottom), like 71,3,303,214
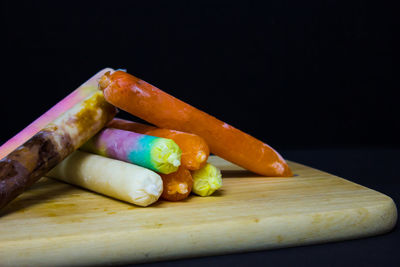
47,151,163,207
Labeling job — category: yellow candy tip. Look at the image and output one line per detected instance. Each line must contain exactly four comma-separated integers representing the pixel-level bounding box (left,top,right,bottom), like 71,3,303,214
151,138,182,174
192,163,222,197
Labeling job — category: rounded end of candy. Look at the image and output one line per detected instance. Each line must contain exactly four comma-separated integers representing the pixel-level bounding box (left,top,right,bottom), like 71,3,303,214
176,183,189,194
192,163,222,197
160,167,193,201
191,151,208,170
168,154,181,168
145,183,161,197
196,151,207,163
151,138,182,174
98,72,112,91
128,173,163,207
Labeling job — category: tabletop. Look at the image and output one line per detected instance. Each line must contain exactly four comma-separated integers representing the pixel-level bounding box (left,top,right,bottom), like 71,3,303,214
130,147,399,267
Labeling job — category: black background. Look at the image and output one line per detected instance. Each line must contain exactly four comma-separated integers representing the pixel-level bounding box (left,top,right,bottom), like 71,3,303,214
2,1,399,266
1,0,398,149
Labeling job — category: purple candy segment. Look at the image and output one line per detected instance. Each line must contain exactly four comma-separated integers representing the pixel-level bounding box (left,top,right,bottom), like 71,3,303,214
81,128,181,174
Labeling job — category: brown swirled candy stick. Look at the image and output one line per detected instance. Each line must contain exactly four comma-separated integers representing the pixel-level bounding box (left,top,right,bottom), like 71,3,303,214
0,91,117,209
0,68,113,160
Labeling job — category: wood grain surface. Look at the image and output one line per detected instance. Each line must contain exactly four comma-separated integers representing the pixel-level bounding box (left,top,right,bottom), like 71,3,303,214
0,156,397,266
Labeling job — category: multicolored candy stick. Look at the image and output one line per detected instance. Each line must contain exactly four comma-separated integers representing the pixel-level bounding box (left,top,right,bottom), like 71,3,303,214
0,68,114,160
108,118,210,170
0,90,117,209
81,128,182,174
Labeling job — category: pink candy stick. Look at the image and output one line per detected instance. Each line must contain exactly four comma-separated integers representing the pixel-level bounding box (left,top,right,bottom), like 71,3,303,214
0,68,114,160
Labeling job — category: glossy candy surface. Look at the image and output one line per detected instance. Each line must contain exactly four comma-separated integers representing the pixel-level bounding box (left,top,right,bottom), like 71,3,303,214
0,91,117,209
191,163,222,197
81,128,181,174
0,68,113,160
108,118,209,170
160,166,193,201
100,71,292,177
48,151,163,207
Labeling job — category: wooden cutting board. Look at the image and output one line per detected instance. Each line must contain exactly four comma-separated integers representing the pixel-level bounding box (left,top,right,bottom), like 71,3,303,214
0,156,397,266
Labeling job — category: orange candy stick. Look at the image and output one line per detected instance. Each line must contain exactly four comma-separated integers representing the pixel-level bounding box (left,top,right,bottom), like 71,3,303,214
159,166,193,201
108,118,210,170
100,71,292,177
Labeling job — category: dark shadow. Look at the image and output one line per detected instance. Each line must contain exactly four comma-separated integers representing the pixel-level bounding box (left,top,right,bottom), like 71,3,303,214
209,189,226,197
0,179,76,217
221,170,264,178
154,194,196,205
143,199,167,208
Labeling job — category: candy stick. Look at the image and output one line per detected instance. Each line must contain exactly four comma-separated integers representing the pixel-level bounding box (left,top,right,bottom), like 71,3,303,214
108,118,157,133
0,68,114,160
159,166,193,201
47,151,163,207
81,128,181,174
99,71,292,177
108,118,210,170
106,119,214,200
191,163,222,197
0,91,117,209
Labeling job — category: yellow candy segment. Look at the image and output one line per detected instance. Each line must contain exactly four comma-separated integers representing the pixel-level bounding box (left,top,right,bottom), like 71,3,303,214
192,163,222,196
151,138,182,174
